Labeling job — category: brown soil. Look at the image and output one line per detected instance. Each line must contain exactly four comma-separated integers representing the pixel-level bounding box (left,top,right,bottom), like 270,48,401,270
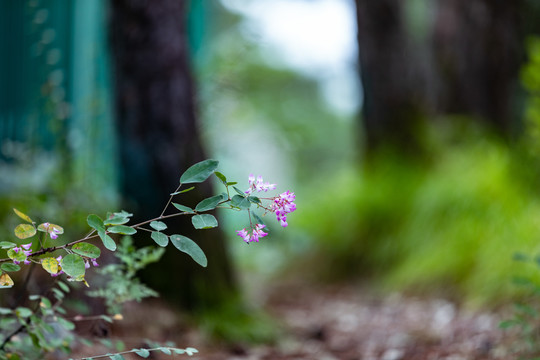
71,283,524,360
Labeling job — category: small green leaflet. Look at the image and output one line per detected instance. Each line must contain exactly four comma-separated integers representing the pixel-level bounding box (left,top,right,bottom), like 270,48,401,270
72,242,101,258
61,254,86,278
107,225,137,235
87,214,105,232
231,195,251,209
170,235,207,267
172,203,194,213
98,230,117,251
151,231,169,247
195,194,223,212
0,241,16,249
42,258,59,274
134,348,150,357
159,347,172,355
150,221,167,231
214,171,227,185
191,214,218,229
253,213,266,226
179,159,219,184
1,263,20,272
232,186,246,196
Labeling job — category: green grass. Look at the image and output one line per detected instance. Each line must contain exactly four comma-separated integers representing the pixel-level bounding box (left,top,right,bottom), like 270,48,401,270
296,132,540,306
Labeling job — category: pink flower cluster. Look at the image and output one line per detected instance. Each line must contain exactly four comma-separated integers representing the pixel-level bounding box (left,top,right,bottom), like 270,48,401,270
235,175,297,243
236,224,268,243
12,243,32,265
245,174,276,194
272,191,296,227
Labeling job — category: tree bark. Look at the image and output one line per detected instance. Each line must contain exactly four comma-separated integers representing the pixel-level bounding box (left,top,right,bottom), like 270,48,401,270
355,0,426,155
109,0,236,309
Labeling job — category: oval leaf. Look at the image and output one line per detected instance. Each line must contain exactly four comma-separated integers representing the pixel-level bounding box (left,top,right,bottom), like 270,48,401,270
7,248,27,263
107,225,137,235
98,231,116,251
41,257,59,274
149,221,167,231
195,195,223,212
87,214,105,232
191,214,218,229
151,232,169,247
134,348,150,358
72,242,101,259
214,171,227,185
180,159,219,184
172,203,194,213
231,195,251,210
14,224,36,239
170,235,207,267
61,254,86,278
13,208,32,223
0,241,17,249
0,273,14,287
1,263,20,272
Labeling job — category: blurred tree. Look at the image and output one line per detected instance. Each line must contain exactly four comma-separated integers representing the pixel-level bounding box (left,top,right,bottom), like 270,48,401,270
432,0,523,135
355,0,527,152
355,0,426,155
109,0,237,310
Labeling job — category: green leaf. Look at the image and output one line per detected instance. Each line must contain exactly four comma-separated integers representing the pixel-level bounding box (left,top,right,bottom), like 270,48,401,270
179,186,195,194
159,347,172,355
180,159,219,184
98,231,116,251
103,215,130,226
107,225,137,235
1,263,20,272
13,208,32,223
0,241,16,249
14,224,36,239
214,171,227,185
150,221,167,231
170,235,207,267
226,181,238,186
15,307,33,318
87,214,105,232
7,248,27,263
248,196,261,204
109,355,125,360
0,307,12,315
151,232,169,247
61,254,86,278
57,281,70,293
72,242,101,258
57,317,75,331
233,186,246,196
185,347,198,355
195,195,223,212
191,214,218,229
231,195,251,209
253,213,266,226
134,348,150,358
172,203,194,213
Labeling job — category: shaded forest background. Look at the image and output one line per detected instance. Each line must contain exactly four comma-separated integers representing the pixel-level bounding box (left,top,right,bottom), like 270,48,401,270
2,0,540,335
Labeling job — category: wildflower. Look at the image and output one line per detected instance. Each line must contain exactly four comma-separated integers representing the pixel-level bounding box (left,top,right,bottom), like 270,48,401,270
245,174,276,194
50,227,61,240
272,191,296,227
91,258,99,267
236,224,268,243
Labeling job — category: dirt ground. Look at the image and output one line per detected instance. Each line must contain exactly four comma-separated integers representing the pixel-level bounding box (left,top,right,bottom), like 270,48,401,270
70,282,527,360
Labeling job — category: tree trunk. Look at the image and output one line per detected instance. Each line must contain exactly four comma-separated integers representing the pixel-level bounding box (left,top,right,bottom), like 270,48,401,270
109,0,236,310
432,0,524,134
355,0,426,155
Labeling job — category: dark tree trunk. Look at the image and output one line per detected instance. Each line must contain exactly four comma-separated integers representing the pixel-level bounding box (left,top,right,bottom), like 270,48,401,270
432,0,524,134
355,0,426,155
109,0,236,310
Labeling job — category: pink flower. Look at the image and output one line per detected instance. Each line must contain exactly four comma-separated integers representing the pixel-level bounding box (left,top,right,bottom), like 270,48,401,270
91,258,99,267
236,224,268,243
245,174,276,194
272,191,296,227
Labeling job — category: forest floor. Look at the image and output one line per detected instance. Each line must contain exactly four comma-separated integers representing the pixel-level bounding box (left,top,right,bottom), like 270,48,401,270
73,282,526,360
